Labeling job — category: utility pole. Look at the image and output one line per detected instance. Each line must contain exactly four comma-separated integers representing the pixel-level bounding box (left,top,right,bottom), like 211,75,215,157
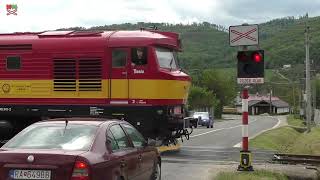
313,80,316,119
305,24,312,133
299,83,302,117
269,87,272,114
292,84,296,114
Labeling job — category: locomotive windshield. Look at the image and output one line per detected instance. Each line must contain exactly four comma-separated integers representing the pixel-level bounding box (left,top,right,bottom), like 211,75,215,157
155,47,179,70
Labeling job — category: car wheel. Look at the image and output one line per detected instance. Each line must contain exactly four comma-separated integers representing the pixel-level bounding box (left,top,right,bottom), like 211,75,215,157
207,125,209,128
150,162,161,180
211,125,213,128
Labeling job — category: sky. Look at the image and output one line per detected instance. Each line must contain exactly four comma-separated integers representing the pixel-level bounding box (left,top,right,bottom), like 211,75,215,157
1,0,320,32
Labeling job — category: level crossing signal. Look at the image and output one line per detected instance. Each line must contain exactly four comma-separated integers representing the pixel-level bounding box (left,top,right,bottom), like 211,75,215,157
237,50,264,78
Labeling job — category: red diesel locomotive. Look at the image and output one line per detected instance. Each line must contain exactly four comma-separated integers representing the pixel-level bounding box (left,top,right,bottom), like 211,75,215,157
0,30,191,144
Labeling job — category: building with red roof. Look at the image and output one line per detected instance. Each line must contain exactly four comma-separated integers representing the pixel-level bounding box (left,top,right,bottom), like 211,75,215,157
235,94,290,115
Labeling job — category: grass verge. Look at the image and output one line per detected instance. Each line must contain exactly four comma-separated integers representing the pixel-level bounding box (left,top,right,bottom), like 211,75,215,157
250,126,300,152
287,115,305,127
289,127,320,154
215,170,288,180
251,116,320,154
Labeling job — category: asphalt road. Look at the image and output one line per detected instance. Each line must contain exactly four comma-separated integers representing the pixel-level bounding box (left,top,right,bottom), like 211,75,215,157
161,115,281,180
184,115,279,147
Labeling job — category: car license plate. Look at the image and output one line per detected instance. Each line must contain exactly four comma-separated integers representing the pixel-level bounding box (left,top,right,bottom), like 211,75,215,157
9,169,51,180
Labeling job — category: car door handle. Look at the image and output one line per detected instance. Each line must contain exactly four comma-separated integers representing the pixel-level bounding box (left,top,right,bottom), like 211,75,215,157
120,160,126,168
121,72,127,75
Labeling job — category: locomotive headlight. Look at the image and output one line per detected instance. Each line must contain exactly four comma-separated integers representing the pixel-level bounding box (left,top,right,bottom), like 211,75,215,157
157,110,163,115
173,106,182,115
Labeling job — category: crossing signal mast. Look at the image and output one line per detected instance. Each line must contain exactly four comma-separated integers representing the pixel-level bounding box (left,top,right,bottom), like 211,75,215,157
229,24,265,171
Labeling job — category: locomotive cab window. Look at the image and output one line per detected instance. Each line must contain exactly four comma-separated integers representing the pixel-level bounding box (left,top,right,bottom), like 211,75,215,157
131,47,147,66
6,56,21,70
155,47,178,70
112,49,127,67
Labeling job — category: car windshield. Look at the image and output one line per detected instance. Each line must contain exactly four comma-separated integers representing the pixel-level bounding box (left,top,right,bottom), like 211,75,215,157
155,47,178,69
193,112,209,119
2,123,97,151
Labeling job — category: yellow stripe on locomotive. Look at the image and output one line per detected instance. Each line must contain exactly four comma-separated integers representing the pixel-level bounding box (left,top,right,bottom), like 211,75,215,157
0,79,190,100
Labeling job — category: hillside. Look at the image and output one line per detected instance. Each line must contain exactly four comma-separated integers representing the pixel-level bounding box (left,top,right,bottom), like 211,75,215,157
260,15,320,69
58,15,320,71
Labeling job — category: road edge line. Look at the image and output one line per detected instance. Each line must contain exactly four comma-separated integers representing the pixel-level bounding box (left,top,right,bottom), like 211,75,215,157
233,115,282,148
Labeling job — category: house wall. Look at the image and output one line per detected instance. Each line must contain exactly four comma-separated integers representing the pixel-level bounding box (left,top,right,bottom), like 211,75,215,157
236,105,290,115
249,105,283,115
277,107,289,114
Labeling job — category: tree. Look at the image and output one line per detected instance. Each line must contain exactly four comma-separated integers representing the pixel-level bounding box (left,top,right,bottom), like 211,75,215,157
187,86,216,110
198,69,236,117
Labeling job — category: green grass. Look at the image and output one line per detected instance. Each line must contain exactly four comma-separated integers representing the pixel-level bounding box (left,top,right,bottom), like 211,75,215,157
289,128,320,155
215,170,288,180
251,116,320,155
287,115,305,127
250,126,301,152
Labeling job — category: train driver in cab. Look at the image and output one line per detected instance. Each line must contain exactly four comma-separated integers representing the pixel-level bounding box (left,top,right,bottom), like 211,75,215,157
132,47,147,66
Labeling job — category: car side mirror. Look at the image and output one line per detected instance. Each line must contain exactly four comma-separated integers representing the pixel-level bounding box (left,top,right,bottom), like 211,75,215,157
105,138,114,150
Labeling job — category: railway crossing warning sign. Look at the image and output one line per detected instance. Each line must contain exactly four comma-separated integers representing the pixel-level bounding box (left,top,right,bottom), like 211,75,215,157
229,24,259,46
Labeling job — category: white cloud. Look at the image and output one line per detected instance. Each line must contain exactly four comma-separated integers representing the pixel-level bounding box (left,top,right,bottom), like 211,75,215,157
0,0,319,32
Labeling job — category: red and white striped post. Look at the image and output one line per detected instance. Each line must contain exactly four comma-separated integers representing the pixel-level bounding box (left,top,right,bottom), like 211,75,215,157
238,86,253,171
242,88,249,151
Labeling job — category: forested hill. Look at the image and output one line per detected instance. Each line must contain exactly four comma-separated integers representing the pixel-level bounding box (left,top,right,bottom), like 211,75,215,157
260,15,320,69
58,15,320,70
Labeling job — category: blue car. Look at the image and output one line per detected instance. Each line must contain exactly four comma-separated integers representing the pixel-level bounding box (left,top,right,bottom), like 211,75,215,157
193,112,214,128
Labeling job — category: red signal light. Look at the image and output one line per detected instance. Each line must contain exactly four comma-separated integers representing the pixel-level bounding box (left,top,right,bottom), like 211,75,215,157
237,52,247,61
253,53,262,63
237,50,264,79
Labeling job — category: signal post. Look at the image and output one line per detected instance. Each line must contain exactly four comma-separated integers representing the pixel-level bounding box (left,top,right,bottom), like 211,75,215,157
229,24,265,171
239,86,252,171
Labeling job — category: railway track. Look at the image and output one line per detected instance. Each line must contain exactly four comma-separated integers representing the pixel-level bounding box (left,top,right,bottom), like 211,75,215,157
273,153,320,165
